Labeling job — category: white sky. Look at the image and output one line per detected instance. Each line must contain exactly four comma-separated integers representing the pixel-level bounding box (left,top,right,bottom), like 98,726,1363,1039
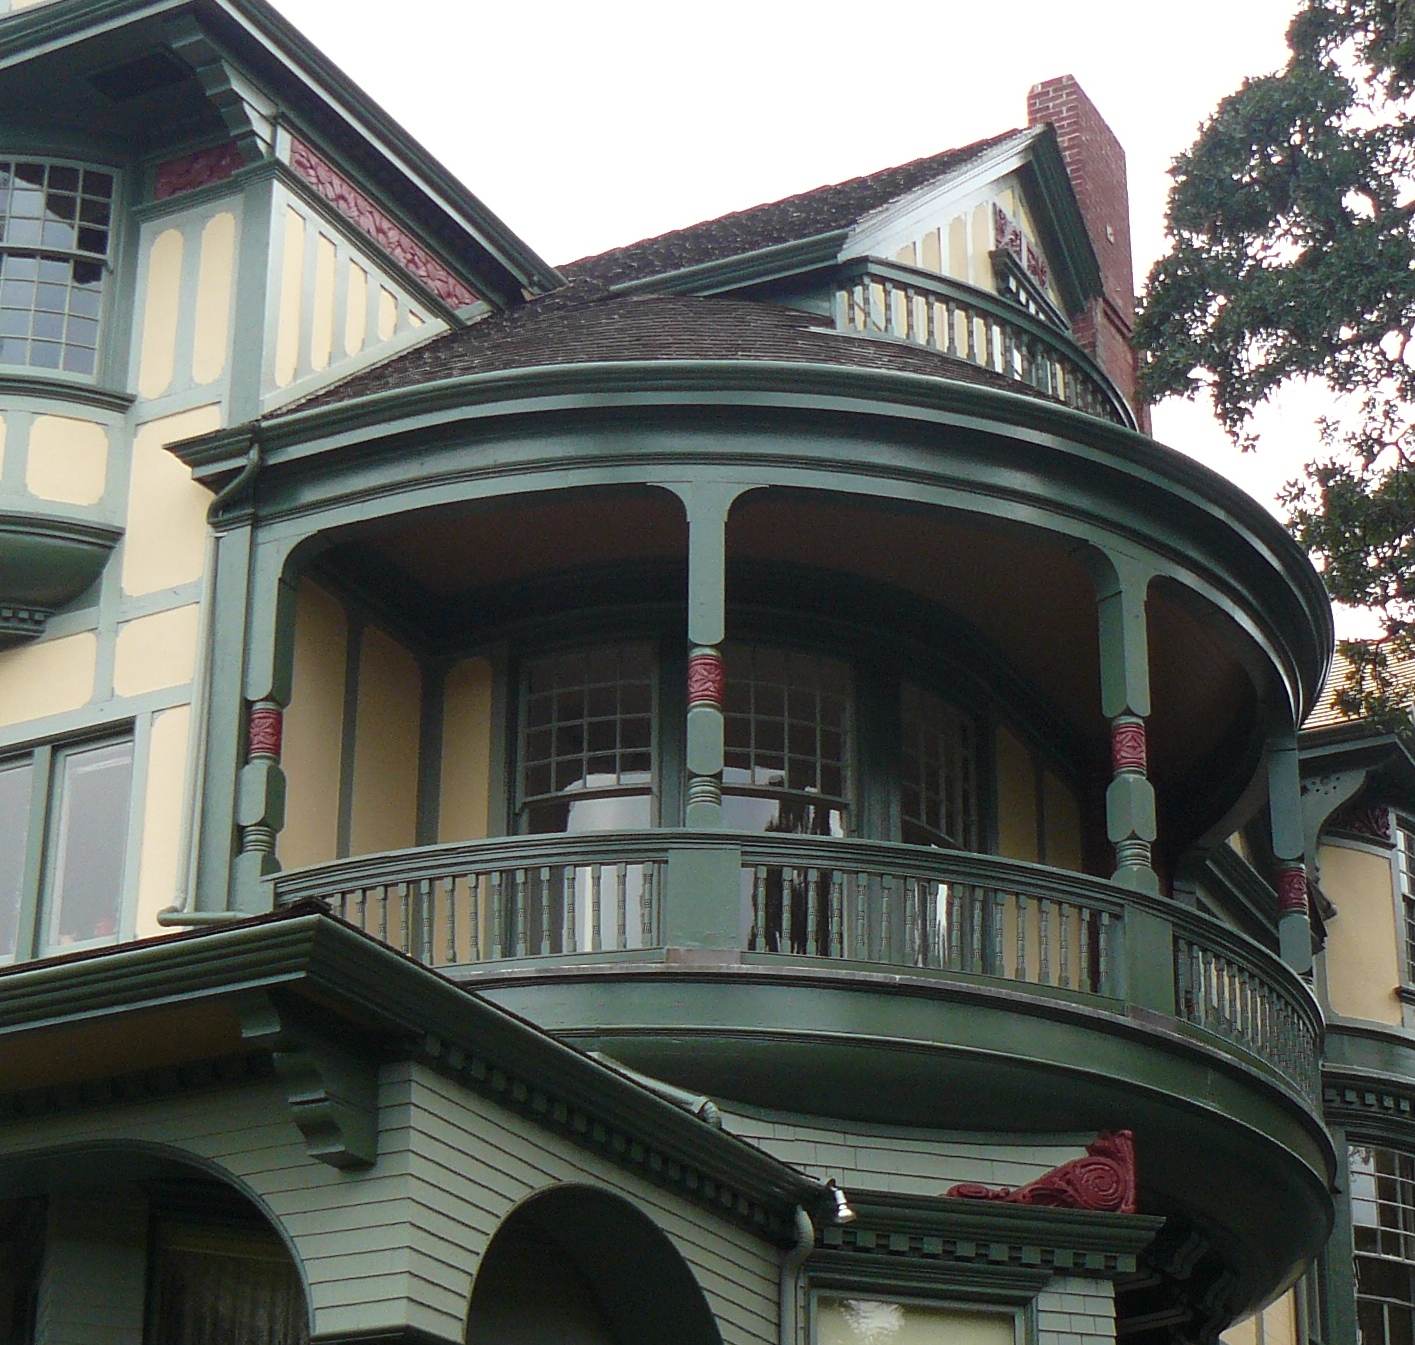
272,0,1366,631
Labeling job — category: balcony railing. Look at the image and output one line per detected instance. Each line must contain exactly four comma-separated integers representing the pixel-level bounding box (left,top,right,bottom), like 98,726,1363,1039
832,259,1134,428
269,830,1319,1103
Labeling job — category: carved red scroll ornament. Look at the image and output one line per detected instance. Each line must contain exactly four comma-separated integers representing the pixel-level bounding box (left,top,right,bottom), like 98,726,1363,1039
945,1130,1136,1214
154,141,246,200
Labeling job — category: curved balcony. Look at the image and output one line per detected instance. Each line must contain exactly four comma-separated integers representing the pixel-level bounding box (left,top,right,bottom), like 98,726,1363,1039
270,830,1330,1320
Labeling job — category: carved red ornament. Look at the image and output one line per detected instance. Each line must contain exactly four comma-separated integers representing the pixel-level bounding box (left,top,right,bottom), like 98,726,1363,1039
946,1130,1137,1214
687,651,725,708
1111,720,1147,774
1277,866,1308,915
248,706,284,762
288,139,478,311
154,142,245,200
1330,802,1393,844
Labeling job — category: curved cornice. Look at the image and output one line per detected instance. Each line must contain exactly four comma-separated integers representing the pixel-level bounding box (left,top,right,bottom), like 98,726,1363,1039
170,358,1333,718
0,511,123,646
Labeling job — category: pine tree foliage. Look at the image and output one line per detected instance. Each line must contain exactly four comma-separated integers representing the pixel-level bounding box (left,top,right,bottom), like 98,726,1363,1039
1134,0,1415,720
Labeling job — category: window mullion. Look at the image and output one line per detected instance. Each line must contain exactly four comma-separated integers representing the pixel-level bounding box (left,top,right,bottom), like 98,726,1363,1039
14,742,52,961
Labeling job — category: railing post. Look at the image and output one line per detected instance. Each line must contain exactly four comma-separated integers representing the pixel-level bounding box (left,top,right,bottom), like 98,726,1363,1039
1088,550,1160,895
662,842,744,950
1119,905,1175,1014
1268,721,1313,975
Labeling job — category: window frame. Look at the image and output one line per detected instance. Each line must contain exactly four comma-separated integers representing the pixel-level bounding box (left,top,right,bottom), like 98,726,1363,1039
0,156,121,381
0,727,139,964
809,1284,1031,1345
1348,1140,1415,1345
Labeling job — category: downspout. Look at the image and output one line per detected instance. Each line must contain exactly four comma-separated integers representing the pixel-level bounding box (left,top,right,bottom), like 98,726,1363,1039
780,1206,814,1345
161,438,263,924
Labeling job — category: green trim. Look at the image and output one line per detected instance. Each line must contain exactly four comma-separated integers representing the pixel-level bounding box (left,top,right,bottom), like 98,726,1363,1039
0,374,133,412
0,910,829,1239
815,1189,1162,1278
0,513,123,646
606,231,851,298
1022,125,1105,313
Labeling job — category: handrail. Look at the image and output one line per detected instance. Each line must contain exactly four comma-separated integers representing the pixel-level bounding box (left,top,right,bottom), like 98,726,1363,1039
267,829,1319,1102
832,258,1135,428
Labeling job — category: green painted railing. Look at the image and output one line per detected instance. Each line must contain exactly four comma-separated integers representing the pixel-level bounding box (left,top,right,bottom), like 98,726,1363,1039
268,829,1318,1102
832,259,1134,427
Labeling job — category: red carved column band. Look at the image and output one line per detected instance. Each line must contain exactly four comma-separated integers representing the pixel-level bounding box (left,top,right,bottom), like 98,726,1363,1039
1111,718,1147,774
247,703,284,762
1277,865,1309,915
154,142,246,201
687,650,725,708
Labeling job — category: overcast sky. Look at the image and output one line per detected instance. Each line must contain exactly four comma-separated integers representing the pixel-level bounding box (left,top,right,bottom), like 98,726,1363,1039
270,0,1355,622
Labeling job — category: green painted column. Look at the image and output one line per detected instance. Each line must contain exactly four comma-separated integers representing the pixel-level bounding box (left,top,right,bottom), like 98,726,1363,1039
1268,724,1313,974
674,482,745,829
1090,551,1159,894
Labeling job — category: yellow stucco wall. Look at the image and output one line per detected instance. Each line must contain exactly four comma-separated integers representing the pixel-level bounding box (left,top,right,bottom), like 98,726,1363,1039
137,227,184,400
1322,840,1403,1024
349,625,421,856
1043,770,1083,872
0,632,97,727
439,657,494,843
275,206,305,388
311,233,337,371
191,211,236,386
123,405,220,597
26,415,108,506
281,581,349,870
112,605,199,697
134,704,190,938
995,726,1038,863
1221,1290,1299,1345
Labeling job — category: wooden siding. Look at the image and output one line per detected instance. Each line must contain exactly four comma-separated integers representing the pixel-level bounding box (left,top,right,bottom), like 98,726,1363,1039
0,1063,780,1343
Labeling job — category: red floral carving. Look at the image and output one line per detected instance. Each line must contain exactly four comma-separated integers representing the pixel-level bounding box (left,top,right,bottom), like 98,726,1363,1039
288,139,478,310
1277,865,1308,914
687,651,725,708
946,1130,1136,1214
154,142,245,201
1330,801,1392,843
1111,720,1147,774
248,706,283,762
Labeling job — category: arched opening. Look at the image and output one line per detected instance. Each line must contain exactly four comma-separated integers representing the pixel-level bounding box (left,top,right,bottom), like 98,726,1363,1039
465,1185,722,1345
0,1145,308,1345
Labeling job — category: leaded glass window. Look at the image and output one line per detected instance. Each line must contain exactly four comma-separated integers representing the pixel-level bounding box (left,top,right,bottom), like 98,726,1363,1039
722,644,851,836
1351,1145,1415,1345
900,682,978,849
0,161,114,374
518,644,656,833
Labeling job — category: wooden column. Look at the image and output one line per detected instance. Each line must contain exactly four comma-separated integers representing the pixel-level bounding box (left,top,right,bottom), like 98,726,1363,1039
1268,724,1313,975
1091,552,1159,894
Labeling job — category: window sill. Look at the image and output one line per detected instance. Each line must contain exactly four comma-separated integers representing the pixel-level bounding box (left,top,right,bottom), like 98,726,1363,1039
0,369,133,411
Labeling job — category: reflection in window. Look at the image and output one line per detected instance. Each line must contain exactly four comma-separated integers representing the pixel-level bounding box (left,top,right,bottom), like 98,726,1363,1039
722,645,851,836
0,760,32,960
816,1297,1016,1345
0,161,113,374
519,644,655,834
901,682,978,849
151,1223,309,1345
44,738,133,950
1400,818,1415,984
1352,1145,1415,1345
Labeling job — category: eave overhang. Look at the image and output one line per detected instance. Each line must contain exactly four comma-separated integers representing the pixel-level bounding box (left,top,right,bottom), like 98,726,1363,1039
0,908,828,1240
0,0,561,306
1300,721,1415,797
167,357,1333,725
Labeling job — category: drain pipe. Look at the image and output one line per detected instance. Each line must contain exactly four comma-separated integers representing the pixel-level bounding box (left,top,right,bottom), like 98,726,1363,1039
780,1205,814,1345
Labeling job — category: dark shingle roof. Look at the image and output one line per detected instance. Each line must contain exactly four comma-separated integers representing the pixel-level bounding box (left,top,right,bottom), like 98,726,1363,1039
560,130,1027,289
280,288,1054,416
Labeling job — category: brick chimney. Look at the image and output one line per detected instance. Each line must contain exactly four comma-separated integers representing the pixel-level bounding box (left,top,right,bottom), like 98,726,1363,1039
1027,76,1149,431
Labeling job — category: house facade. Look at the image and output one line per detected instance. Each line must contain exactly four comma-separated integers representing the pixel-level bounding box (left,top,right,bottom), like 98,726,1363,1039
0,2,1396,1344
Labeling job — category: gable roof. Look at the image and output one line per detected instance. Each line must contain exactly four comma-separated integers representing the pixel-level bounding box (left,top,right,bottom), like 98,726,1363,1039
562,130,1023,292
0,0,560,306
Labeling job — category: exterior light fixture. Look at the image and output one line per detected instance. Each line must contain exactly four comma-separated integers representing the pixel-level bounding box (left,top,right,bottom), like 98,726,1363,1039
826,1180,855,1224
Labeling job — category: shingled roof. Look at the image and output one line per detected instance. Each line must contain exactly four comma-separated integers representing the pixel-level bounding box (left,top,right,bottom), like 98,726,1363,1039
283,286,1057,415
560,129,1027,290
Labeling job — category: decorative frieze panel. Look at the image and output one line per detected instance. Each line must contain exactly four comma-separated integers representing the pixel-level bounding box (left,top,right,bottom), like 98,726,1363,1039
946,1131,1137,1214
153,142,246,201
288,139,478,311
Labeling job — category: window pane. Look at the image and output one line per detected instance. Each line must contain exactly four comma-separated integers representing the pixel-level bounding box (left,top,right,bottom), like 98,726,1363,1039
817,1298,1015,1345
0,761,32,959
519,644,655,833
721,644,852,836
900,682,979,849
1352,1145,1415,1345
45,739,132,948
